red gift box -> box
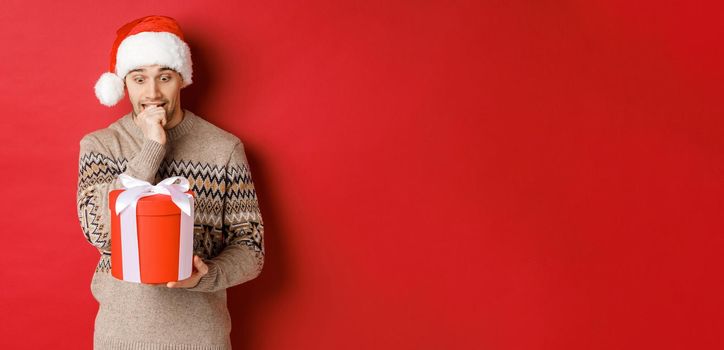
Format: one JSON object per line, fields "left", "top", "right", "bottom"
{"left": 108, "top": 181, "right": 195, "bottom": 284}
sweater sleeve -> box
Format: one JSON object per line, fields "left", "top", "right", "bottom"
{"left": 76, "top": 134, "right": 167, "bottom": 253}
{"left": 188, "top": 141, "right": 265, "bottom": 292}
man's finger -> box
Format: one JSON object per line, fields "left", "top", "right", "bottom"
{"left": 193, "top": 256, "right": 209, "bottom": 275}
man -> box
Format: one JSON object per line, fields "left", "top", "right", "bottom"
{"left": 77, "top": 15, "right": 264, "bottom": 349}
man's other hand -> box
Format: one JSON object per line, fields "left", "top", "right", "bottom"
{"left": 166, "top": 255, "right": 209, "bottom": 289}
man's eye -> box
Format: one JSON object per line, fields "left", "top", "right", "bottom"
{"left": 134, "top": 79, "right": 143, "bottom": 83}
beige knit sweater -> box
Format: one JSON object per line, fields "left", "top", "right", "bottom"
{"left": 76, "top": 109, "right": 265, "bottom": 349}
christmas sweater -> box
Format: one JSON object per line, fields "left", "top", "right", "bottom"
{"left": 76, "top": 109, "right": 264, "bottom": 349}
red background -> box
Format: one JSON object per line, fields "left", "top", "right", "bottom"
{"left": 1, "top": 1, "right": 723, "bottom": 349}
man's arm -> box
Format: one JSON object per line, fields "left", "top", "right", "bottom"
{"left": 187, "top": 141, "right": 265, "bottom": 292}
{"left": 76, "top": 134, "right": 167, "bottom": 252}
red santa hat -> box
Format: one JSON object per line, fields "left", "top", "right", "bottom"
{"left": 94, "top": 15, "right": 193, "bottom": 107}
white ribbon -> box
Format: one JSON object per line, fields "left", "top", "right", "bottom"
{"left": 114, "top": 173, "right": 194, "bottom": 283}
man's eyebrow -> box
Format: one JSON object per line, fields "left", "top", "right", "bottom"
{"left": 128, "top": 67, "right": 175, "bottom": 74}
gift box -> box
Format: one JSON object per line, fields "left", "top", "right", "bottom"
{"left": 109, "top": 174, "right": 195, "bottom": 284}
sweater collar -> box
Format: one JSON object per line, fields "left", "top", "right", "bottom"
{"left": 122, "top": 108, "right": 196, "bottom": 141}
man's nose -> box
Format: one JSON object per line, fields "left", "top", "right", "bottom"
{"left": 145, "top": 80, "right": 163, "bottom": 98}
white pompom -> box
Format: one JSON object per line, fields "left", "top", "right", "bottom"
{"left": 94, "top": 72, "right": 125, "bottom": 107}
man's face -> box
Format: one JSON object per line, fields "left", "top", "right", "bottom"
{"left": 125, "top": 64, "right": 183, "bottom": 120}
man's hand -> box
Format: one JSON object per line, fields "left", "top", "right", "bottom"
{"left": 166, "top": 255, "right": 209, "bottom": 289}
{"left": 134, "top": 104, "right": 168, "bottom": 145}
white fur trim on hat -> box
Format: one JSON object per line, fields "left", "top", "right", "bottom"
{"left": 94, "top": 72, "right": 125, "bottom": 107}
{"left": 116, "top": 31, "right": 193, "bottom": 87}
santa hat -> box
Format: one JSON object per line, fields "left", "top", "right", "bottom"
{"left": 94, "top": 15, "right": 193, "bottom": 107}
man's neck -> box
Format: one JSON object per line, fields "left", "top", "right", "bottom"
{"left": 165, "top": 107, "right": 184, "bottom": 129}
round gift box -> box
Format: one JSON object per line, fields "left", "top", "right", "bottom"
{"left": 109, "top": 189, "right": 195, "bottom": 284}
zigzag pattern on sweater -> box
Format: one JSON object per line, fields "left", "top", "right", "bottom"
{"left": 77, "top": 151, "right": 264, "bottom": 274}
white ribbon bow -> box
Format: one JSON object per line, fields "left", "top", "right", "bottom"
{"left": 114, "top": 174, "right": 194, "bottom": 283}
